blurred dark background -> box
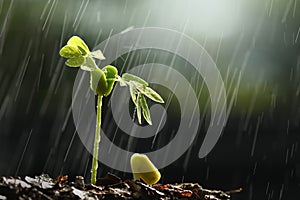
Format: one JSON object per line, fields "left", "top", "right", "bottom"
{"left": 0, "top": 0, "right": 300, "bottom": 199}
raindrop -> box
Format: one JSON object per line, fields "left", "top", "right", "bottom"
{"left": 93, "top": 28, "right": 102, "bottom": 48}
{"left": 0, "top": 0, "right": 14, "bottom": 55}
{"left": 15, "top": 129, "right": 33, "bottom": 176}
{"left": 206, "top": 166, "right": 209, "bottom": 180}
{"left": 59, "top": 12, "right": 68, "bottom": 48}
{"left": 40, "top": 0, "right": 51, "bottom": 20}
{"left": 285, "top": 148, "right": 289, "bottom": 164}
{"left": 279, "top": 184, "right": 284, "bottom": 200}
{"left": 252, "top": 162, "right": 257, "bottom": 175}
{"left": 251, "top": 116, "right": 261, "bottom": 156}
{"left": 42, "top": 0, "right": 57, "bottom": 31}
{"left": 96, "top": 11, "right": 101, "bottom": 22}
{"left": 74, "top": 0, "right": 90, "bottom": 31}
{"left": 0, "top": 95, "right": 9, "bottom": 120}
{"left": 215, "top": 32, "right": 223, "bottom": 63}
{"left": 281, "top": 0, "right": 293, "bottom": 23}
{"left": 63, "top": 129, "right": 77, "bottom": 164}
{"left": 265, "top": 181, "right": 270, "bottom": 194}
{"left": 72, "top": 0, "right": 85, "bottom": 28}
{"left": 267, "top": 0, "right": 274, "bottom": 17}
{"left": 293, "top": 0, "right": 298, "bottom": 17}
{"left": 295, "top": 26, "right": 300, "bottom": 44}
{"left": 36, "top": 54, "right": 45, "bottom": 91}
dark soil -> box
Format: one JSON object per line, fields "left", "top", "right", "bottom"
{"left": 0, "top": 173, "right": 241, "bottom": 200}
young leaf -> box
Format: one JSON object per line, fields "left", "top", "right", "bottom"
{"left": 65, "top": 56, "right": 85, "bottom": 67}
{"left": 122, "top": 73, "right": 149, "bottom": 86}
{"left": 136, "top": 93, "right": 142, "bottom": 124}
{"left": 90, "top": 68, "right": 107, "bottom": 96}
{"left": 136, "top": 85, "right": 164, "bottom": 103}
{"left": 90, "top": 50, "right": 106, "bottom": 60}
{"left": 140, "top": 94, "right": 152, "bottom": 125}
{"left": 80, "top": 56, "right": 97, "bottom": 71}
{"left": 67, "top": 36, "right": 90, "bottom": 54}
{"left": 103, "top": 65, "right": 118, "bottom": 96}
{"left": 129, "top": 82, "right": 138, "bottom": 105}
{"left": 59, "top": 45, "right": 82, "bottom": 58}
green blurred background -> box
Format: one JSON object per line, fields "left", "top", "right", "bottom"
{"left": 0, "top": 0, "right": 300, "bottom": 199}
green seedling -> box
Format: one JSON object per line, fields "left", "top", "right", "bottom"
{"left": 59, "top": 36, "right": 164, "bottom": 184}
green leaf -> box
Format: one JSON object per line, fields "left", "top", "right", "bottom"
{"left": 67, "top": 36, "right": 90, "bottom": 54}
{"left": 129, "top": 82, "right": 138, "bottom": 105}
{"left": 90, "top": 50, "right": 105, "bottom": 60}
{"left": 90, "top": 68, "right": 107, "bottom": 96}
{"left": 122, "top": 73, "right": 149, "bottom": 86}
{"left": 80, "top": 56, "right": 97, "bottom": 71}
{"left": 136, "top": 93, "right": 142, "bottom": 124}
{"left": 59, "top": 45, "right": 82, "bottom": 58}
{"left": 140, "top": 94, "right": 152, "bottom": 125}
{"left": 136, "top": 85, "right": 164, "bottom": 103}
{"left": 103, "top": 65, "right": 118, "bottom": 96}
{"left": 65, "top": 56, "right": 85, "bottom": 67}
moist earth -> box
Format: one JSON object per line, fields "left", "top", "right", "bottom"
{"left": 0, "top": 173, "right": 241, "bottom": 200}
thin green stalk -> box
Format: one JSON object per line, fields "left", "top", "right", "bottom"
{"left": 91, "top": 95, "right": 103, "bottom": 184}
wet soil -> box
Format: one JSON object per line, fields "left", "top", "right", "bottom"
{"left": 0, "top": 173, "right": 241, "bottom": 199}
